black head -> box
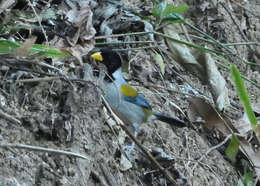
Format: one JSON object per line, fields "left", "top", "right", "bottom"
{"left": 91, "top": 48, "right": 122, "bottom": 75}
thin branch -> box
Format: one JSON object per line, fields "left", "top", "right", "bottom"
{"left": 94, "top": 32, "right": 152, "bottom": 40}
{"left": 224, "top": 42, "right": 260, "bottom": 47}
{"left": 0, "top": 109, "right": 21, "bottom": 125}
{"left": 95, "top": 40, "right": 156, "bottom": 46}
{"left": 153, "top": 31, "right": 223, "bottom": 55}
{"left": 191, "top": 134, "right": 232, "bottom": 172}
{"left": 16, "top": 76, "right": 62, "bottom": 83}
{"left": 26, "top": 0, "right": 49, "bottom": 45}
{"left": 0, "top": 143, "right": 88, "bottom": 160}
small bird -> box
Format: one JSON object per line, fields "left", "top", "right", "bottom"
{"left": 91, "top": 48, "right": 185, "bottom": 155}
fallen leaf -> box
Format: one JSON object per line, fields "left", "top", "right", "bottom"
{"left": 119, "top": 154, "right": 132, "bottom": 171}
{"left": 188, "top": 97, "right": 235, "bottom": 138}
{"left": 163, "top": 24, "right": 230, "bottom": 111}
{"left": 163, "top": 24, "right": 205, "bottom": 79}
{"left": 14, "top": 36, "right": 37, "bottom": 57}
{"left": 200, "top": 52, "right": 230, "bottom": 111}
{"left": 154, "top": 52, "right": 165, "bottom": 75}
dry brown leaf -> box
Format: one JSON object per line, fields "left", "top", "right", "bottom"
{"left": 15, "top": 36, "right": 37, "bottom": 57}
{"left": 66, "top": 5, "right": 96, "bottom": 43}
{"left": 48, "top": 5, "right": 96, "bottom": 66}
{"left": 163, "top": 24, "right": 205, "bottom": 79}
{"left": 163, "top": 24, "right": 229, "bottom": 111}
{"left": 188, "top": 97, "right": 235, "bottom": 138}
{"left": 198, "top": 52, "right": 230, "bottom": 111}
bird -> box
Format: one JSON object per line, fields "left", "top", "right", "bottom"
{"left": 91, "top": 48, "right": 186, "bottom": 157}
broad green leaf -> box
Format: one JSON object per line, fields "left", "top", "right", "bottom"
{"left": 162, "top": 4, "right": 189, "bottom": 17}
{"left": 225, "top": 135, "right": 240, "bottom": 163}
{"left": 152, "top": 2, "right": 188, "bottom": 21}
{"left": 32, "top": 44, "right": 69, "bottom": 57}
{"left": 231, "top": 66, "right": 258, "bottom": 133}
{"left": 0, "top": 40, "right": 20, "bottom": 53}
{"left": 152, "top": 1, "right": 167, "bottom": 19}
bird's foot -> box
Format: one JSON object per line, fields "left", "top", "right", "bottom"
{"left": 122, "top": 143, "right": 135, "bottom": 160}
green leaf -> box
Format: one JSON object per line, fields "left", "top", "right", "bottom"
{"left": 225, "top": 135, "right": 240, "bottom": 163}
{"left": 231, "top": 65, "right": 258, "bottom": 131}
{"left": 154, "top": 53, "right": 165, "bottom": 75}
{"left": 238, "top": 171, "right": 254, "bottom": 186}
{"left": 162, "top": 4, "right": 189, "bottom": 17}
{"left": 152, "top": 2, "right": 188, "bottom": 21}
{"left": 0, "top": 40, "right": 20, "bottom": 53}
{"left": 0, "top": 26, "right": 31, "bottom": 32}
{"left": 0, "top": 40, "right": 69, "bottom": 58}
{"left": 163, "top": 13, "right": 183, "bottom": 22}
{"left": 152, "top": 1, "right": 167, "bottom": 19}
{"left": 32, "top": 44, "right": 69, "bottom": 58}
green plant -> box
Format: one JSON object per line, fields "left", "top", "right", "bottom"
{"left": 151, "top": 2, "right": 188, "bottom": 28}
{"left": 0, "top": 40, "right": 69, "bottom": 58}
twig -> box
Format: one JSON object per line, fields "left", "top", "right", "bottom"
{"left": 16, "top": 76, "right": 62, "bottom": 83}
{"left": 188, "top": 34, "right": 217, "bottom": 44}
{"left": 114, "top": 46, "right": 159, "bottom": 52}
{"left": 191, "top": 134, "right": 232, "bottom": 172}
{"left": 181, "top": 19, "right": 234, "bottom": 54}
{"left": 26, "top": 0, "right": 49, "bottom": 46}
{"left": 230, "top": 0, "right": 260, "bottom": 19}
{"left": 153, "top": 31, "right": 223, "bottom": 55}
{"left": 220, "top": 3, "right": 250, "bottom": 44}
{"left": 94, "top": 32, "right": 152, "bottom": 40}
{"left": 0, "top": 143, "right": 88, "bottom": 160}
{"left": 224, "top": 42, "right": 260, "bottom": 47}
{"left": 180, "top": 23, "right": 192, "bottom": 43}
{"left": 95, "top": 40, "right": 156, "bottom": 46}
{"left": 101, "top": 96, "right": 179, "bottom": 185}
{"left": 0, "top": 109, "right": 21, "bottom": 125}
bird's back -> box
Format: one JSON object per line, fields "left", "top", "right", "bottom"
{"left": 100, "top": 75, "right": 147, "bottom": 133}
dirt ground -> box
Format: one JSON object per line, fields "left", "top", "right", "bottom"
{"left": 0, "top": 0, "right": 259, "bottom": 185}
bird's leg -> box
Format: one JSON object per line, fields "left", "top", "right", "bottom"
{"left": 122, "top": 123, "right": 139, "bottom": 160}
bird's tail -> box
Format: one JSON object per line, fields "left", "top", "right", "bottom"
{"left": 153, "top": 113, "right": 186, "bottom": 127}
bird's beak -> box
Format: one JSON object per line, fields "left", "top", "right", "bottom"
{"left": 91, "top": 52, "right": 103, "bottom": 61}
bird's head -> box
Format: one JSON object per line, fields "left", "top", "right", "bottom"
{"left": 91, "top": 48, "right": 122, "bottom": 76}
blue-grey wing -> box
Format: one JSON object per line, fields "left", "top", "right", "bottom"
{"left": 123, "top": 93, "right": 151, "bottom": 109}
